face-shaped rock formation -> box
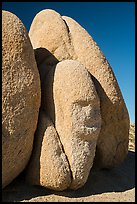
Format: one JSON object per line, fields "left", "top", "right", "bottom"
{"left": 29, "top": 9, "right": 130, "bottom": 169}
{"left": 26, "top": 59, "right": 101, "bottom": 190}
{"left": 2, "top": 10, "right": 41, "bottom": 188}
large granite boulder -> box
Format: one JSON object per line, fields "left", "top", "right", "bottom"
{"left": 2, "top": 10, "right": 41, "bottom": 188}
{"left": 44, "top": 60, "right": 101, "bottom": 189}
{"left": 29, "top": 9, "right": 130, "bottom": 169}
{"left": 26, "top": 59, "right": 101, "bottom": 190}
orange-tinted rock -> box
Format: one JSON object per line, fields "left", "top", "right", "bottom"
{"left": 2, "top": 10, "right": 41, "bottom": 188}
{"left": 29, "top": 9, "right": 130, "bottom": 169}
{"left": 42, "top": 60, "right": 101, "bottom": 189}
{"left": 26, "top": 110, "right": 71, "bottom": 191}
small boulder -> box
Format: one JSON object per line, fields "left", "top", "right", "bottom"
{"left": 26, "top": 110, "right": 71, "bottom": 191}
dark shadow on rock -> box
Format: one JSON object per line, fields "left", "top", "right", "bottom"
{"left": 90, "top": 73, "right": 130, "bottom": 169}
{"left": 34, "top": 47, "right": 59, "bottom": 123}
{"left": 2, "top": 151, "right": 135, "bottom": 201}
{"left": 34, "top": 47, "right": 59, "bottom": 84}
{"left": 2, "top": 170, "right": 54, "bottom": 202}
{"left": 23, "top": 48, "right": 58, "bottom": 191}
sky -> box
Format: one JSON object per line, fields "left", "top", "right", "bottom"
{"left": 2, "top": 2, "right": 135, "bottom": 123}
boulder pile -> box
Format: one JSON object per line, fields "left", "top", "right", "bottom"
{"left": 2, "top": 9, "right": 130, "bottom": 190}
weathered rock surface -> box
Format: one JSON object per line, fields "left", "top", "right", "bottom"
{"left": 2, "top": 10, "right": 41, "bottom": 188}
{"left": 29, "top": 9, "right": 75, "bottom": 61}
{"left": 41, "top": 60, "right": 101, "bottom": 189}
{"left": 26, "top": 110, "right": 71, "bottom": 191}
{"left": 29, "top": 9, "right": 130, "bottom": 169}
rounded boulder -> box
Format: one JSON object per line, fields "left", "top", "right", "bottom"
{"left": 2, "top": 10, "right": 41, "bottom": 188}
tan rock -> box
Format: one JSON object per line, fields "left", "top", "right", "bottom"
{"left": 42, "top": 60, "right": 101, "bottom": 189}
{"left": 2, "top": 10, "right": 41, "bottom": 188}
{"left": 25, "top": 110, "right": 71, "bottom": 191}
{"left": 62, "top": 16, "right": 130, "bottom": 169}
{"left": 29, "top": 9, "right": 130, "bottom": 169}
{"left": 29, "top": 9, "right": 75, "bottom": 61}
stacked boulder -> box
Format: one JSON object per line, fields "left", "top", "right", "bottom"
{"left": 26, "top": 60, "right": 101, "bottom": 190}
{"left": 2, "top": 9, "right": 130, "bottom": 191}
{"left": 29, "top": 9, "right": 130, "bottom": 170}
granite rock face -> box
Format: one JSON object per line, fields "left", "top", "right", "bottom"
{"left": 26, "top": 59, "right": 101, "bottom": 190}
{"left": 2, "top": 10, "right": 41, "bottom": 188}
{"left": 29, "top": 9, "right": 130, "bottom": 169}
